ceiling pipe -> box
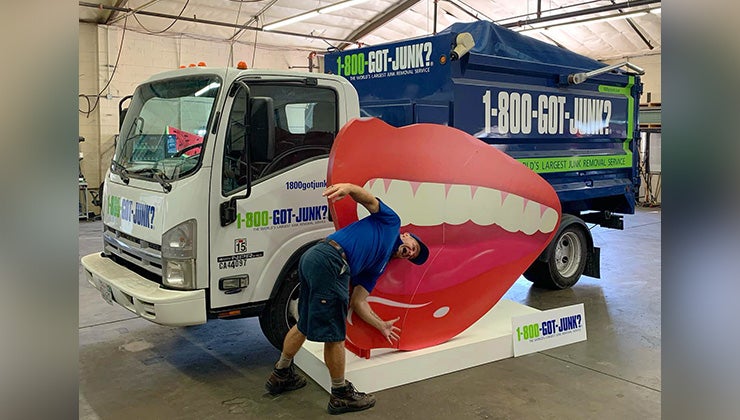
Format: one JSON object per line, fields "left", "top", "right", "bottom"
{"left": 79, "top": 1, "right": 356, "bottom": 45}
{"left": 501, "top": 0, "right": 660, "bottom": 29}
{"left": 104, "top": 0, "right": 130, "bottom": 25}
{"left": 107, "top": 0, "right": 165, "bottom": 25}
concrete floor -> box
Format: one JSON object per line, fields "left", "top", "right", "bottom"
{"left": 78, "top": 207, "right": 661, "bottom": 419}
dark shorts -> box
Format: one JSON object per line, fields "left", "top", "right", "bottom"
{"left": 296, "top": 242, "right": 351, "bottom": 342}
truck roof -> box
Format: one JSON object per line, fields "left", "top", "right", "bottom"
{"left": 142, "top": 67, "right": 351, "bottom": 86}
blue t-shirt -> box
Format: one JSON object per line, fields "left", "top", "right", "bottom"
{"left": 327, "top": 199, "right": 400, "bottom": 292}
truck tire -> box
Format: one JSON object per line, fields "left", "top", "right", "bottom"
{"left": 259, "top": 265, "right": 301, "bottom": 350}
{"left": 524, "top": 218, "right": 588, "bottom": 289}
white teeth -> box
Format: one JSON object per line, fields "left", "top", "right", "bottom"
{"left": 412, "top": 182, "right": 446, "bottom": 226}
{"left": 470, "top": 187, "right": 501, "bottom": 226}
{"left": 540, "top": 207, "right": 559, "bottom": 233}
{"left": 521, "top": 200, "right": 542, "bottom": 235}
{"left": 499, "top": 194, "right": 524, "bottom": 233}
{"left": 383, "top": 180, "right": 415, "bottom": 225}
{"left": 359, "top": 178, "right": 558, "bottom": 234}
{"left": 444, "top": 184, "right": 472, "bottom": 225}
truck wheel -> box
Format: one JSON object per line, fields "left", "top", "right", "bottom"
{"left": 259, "top": 266, "right": 300, "bottom": 350}
{"left": 524, "top": 221, "right": 588, "bottom": 289}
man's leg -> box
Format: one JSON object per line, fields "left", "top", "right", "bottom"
{"left": 325, "top": 340, "right": 376, "bottom": 415}
{"left": 280, "top": 325, "right": 307, "bottom": 363}
{"left": 265, "top": 325, "right": 308, "bottom": 395}
{"left": 324, "top": 340, "right": 346, "bottom": 383}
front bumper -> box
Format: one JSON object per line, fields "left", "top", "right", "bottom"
{"left": 81, "top": 253, "right": 206, "bottom": 326}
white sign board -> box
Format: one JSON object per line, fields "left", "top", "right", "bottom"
{"left": 511, "top": 303, "right": 587, "bottom": 357}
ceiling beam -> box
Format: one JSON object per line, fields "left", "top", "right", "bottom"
{"left": 539, "top": 32, "right": 567, "bottom": 50}
{"left": 443, "top": 0, "right": 493, "bottom": 22}
{"left": 335, "top": 0, "right": 422, "bottom": 51}
{"left": 607, "top": 0, "right": 654, "bottom": 50}
{"left": 624, "top": 17, "right": 655, "bottom": 50}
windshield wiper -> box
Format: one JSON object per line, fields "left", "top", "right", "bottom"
{"left": 110, "top": 159, "right": 130, "bottom": 184}
{"left": 129, "top": 167, "right": 172, "bottom": 193}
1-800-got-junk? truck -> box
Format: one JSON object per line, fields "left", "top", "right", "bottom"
{"left": 81, "top": 20, "right": 642, "bottom": 350}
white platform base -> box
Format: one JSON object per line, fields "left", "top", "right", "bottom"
{"left": 294, "top": 299, "right": 539, "bottom": 393}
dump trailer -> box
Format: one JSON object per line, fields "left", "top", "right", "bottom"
{"left": 325, "top": 21, "right": 643, "bottom": 289}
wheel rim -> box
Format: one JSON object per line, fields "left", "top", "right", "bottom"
{"left": 554, "top": 231, "right": 583, "bottom": 278}
{"left": 284, "top": 283, "right": 300, "bottom": 327}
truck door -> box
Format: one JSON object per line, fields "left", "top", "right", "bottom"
{"left": 207, "top": 83, "right": 264, "bottom": 311}
{"left": 208, "top": 79, "right": 340, "bottom": 313}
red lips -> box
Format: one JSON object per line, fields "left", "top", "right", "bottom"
{"left": 327, "top": 118, "right": 561, "bottom": 358}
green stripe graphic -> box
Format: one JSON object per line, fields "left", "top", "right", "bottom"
{"left": 517, "top": 77, "right": 637, "bottom": 174}
{"left": 517, "top": 154, "right": 630, "bottom": 174}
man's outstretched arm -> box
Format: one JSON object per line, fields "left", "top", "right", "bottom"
{"left": 323, "top": 183, "right": 380, "bottom": 214}
{"left": 349, "top": 285, "right": 401, "bottom": 345}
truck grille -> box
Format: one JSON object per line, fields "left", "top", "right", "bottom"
{"left": 103, "top": 225, "right": 162, "bottom": 278}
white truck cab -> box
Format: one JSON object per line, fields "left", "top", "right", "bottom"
{"left": 81, "top": 66, "right": 360, "bottom": 348}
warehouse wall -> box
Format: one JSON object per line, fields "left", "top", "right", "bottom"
{"left": 78, "top": 22, "right": 317, "bottom": 214}
{"left": 79, "top": 23, "right": 99, "bottom": 208}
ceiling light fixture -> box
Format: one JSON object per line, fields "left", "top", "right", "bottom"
{"left": 263, "top": 0, "right": 371, "bottom": 31}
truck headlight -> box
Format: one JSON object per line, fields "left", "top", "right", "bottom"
{"left": 162, "top": 219, "right": 196, "bottom": 290}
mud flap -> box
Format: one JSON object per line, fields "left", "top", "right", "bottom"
{"left": 583, "top": 246, "right": 601, "bottom": 279}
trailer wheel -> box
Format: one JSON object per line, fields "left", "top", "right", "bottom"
{"left": 524, "top": 221, "right": 588, "bottom": 289}
{"left": 259, "top": 265, "right": 300, "bottom": 350}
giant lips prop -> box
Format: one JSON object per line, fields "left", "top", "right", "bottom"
{"left": 327, "top": 118, "right": 561, "bottom": 358}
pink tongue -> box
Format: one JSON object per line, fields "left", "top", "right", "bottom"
{"left": 375, "top": 227, "right": 549, "bottom": 296}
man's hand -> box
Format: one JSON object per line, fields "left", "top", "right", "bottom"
{"left": 323, "top": 183, "right": 380, "bottom": 214}
{"left": 351, "top": 286, "right": 401, "bottom": 345}
{"left": 379, "top": 317, "right": 401, "bottom": 345}
{"left": 323, "top": 183, "right": 354, "bottom": 202}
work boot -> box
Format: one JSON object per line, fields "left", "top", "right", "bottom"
{"left": 265, "top": 362, "right": 307, "bottom": 395}
{"left": 327, "top": 381, "right": 376, "bottom": 415}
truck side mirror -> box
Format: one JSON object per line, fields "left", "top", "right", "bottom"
{"left": 118, "top": 95, "right": 133, "bottom": 131}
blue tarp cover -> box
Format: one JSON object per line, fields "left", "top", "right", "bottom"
{"left": 440, "top": 21, "right": 605, "bottom": 71}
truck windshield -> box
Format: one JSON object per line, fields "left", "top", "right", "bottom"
{"left": 113, "top": 75, "right": 221, "bottom": 181}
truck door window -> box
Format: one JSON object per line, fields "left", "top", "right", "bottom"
{"left": 221, "top": 83, "right": 337, "bottom": 195}
{"left": 222, "top": 87, "right": 250, "bottom": 194}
